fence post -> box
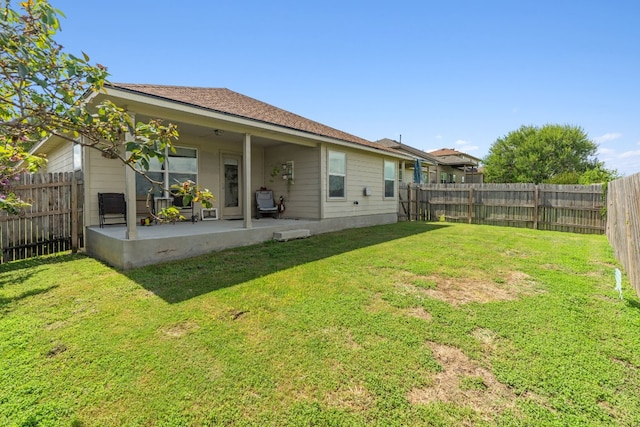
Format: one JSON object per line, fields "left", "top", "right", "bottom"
{"left": 468, "top": 188, "right": 473, "bottom": 224}
{"left": 533, "top": 185, "right": 539, "bottom": 229}
{"left": 71, "top": 173, "right": 78, "bottom": 253}
{"left": 416, "top": 184, "right": 422, "bottom": 221}
{"left": 408, "top": 184, "right": 413, "bottom": 221}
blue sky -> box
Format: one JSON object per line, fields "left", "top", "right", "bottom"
{"left": 51, "top": 0, "right": 640, "bottom": 176}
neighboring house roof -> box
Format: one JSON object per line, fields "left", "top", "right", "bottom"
{"left": 110, "top": 83, "right": 403, "bottom": 155}
{"left": 428, "top": 148, "right": 482, "bottom": 166}
{"left": 374, "top": 138, "right": 439, "bottom": 165}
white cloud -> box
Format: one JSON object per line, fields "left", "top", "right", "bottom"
{"left": 454, "top": 140, "right": 479, "bottom": 151}
{"left": 619, "top": 150, "right": 640, "bottom": 159}
{"left": 598, "top": 147, "right": 615, "bottom": 155}
{"left": 594, "top": 133, "right": 622, "bottom": 144}
{"left": 434, "top": 134, "right": 443, "bottom": 140}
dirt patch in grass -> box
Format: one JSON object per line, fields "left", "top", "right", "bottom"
{"left": 472, "top": 327, "right": 499, "bottom": 351}
{"left": 424, "top": 271, "right": 542, "bottom": 306}
{"left": 403, "top": 307, "right": 432, "bottom": 321}
{"left": 325, "top": 382, "right": 376, "bottom": 411}
{"left": 159, "top": 321, "right": 199, "bottom": 338}
{"left": 321, "top": 326, "right": 361, "bottom": 350}
{"left": 45, "top": 343, "right": 68, "bottom": 357}
{"left": 366, "top": 292, "right": 391, "bottom": 313}
{"left": 366, "top": 291, "right": 432, "bottom": 321}
{"left": 394, "top": 270, "right": 542, "bottom": 306}
{"left": 407, "top": 342, "right": 516, "bottom": 419}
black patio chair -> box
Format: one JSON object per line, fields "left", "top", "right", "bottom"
{"left": 98, "top": 192, "right": 127, "bottom": 228}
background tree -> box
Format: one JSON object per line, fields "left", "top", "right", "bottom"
{"left": 483, "top": 124, "right": 618, "bottom": 184}
{"left": 0, "top": 0, "right": 212, "bottom": 214}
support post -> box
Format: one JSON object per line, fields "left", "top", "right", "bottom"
{"left": 243, "top": 133, "right": 252, "bottom": 229}
{"left": 125, "top": 113, "right": 138, "bottom": 240}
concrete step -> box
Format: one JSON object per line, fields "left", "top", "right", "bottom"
{"left": 273, "top": 229, "right": 311, "bottom": 242}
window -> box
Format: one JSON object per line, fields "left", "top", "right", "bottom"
{"left": 384, "top": 160, "right": 395, "bottom": 198}
{"left": 328, "top": 151, "right": 346, "bottom": 198}
{"left": 73, "top": 143, "right": 82, "bottom": 171}
{"left": 440, "top": 172, "right": 447, "bottom": 183}
{"left": 136, "top": 146, "right": 198, "bottom": 197}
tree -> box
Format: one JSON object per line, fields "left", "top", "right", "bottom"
{"left": 576, "top": 163, "right": 620, "bottom": 184}
{"left": 0, "top": 0, "right": 212, "bottom": 214}
{"left": 483, "top": 124, "right": 617, "bottom": 184}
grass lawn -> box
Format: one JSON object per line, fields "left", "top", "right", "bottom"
{"left": 1, "top": 222, "right": 639, "bottom": 426}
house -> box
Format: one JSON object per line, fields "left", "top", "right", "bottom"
{"left": 428, "top": 148, "right": 483, "bottom": 183}
{"left": 31, "top": 84, "right": 413, "bottom": 269}
{"left": 374, "top": 140, "right": 483, "bottom": 184}
{"left": 375, "top": 138, "right": 439, "bottom": 184}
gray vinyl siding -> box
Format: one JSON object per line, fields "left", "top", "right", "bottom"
{"left": 322, "top": 145, "right": 397, "bottom": 219}
{"left": 44, "top": 141, "right": 74, "bottom": 173}
{"left": 84, "top": 149, "right": 127, "bottom": 226}
{"left": 264, "top": 144, "right": 321, "bottom": 219}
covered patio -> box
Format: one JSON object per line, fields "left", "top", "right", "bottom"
{"left": 85, "top": 214, "right": 395, "bottom": 270}
{"left": 86, "top": 217, "right": 312, "bottom": 270}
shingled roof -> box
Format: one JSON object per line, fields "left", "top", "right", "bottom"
{"left": 429, "top": 148, "right": 481, "bottom": 161}
{"left": 110, "top": 83, "right": 396, "bottom": 153}
{"left": 375, "top": 138, "right": 439, "bottom": 164}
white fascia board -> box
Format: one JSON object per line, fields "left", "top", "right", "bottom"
{"left": 29, "top": 134, "right": 53, "bottom": 155}
{"left": 29, "top": 133, "right": 74, "bottom": 156}
{"left": 324, "top": 138, "right": 414, "bottom": 160}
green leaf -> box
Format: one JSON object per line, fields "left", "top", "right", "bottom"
{"left": 17, "top": 63, "right": 29, "bottom": 78}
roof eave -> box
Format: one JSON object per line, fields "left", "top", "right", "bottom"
{"left": 102, "top": 85, "right": 409, "bottom": 158}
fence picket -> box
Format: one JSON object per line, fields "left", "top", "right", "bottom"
{"left": 399, "top": 182, "right": 606, "bottom": 234}
{"left": 606, "top": 173, "right": 640, "bottom": 296}
{"left": 0, "top": 172, "right": 84, "bottom": 263}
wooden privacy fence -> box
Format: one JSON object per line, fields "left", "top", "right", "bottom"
{"left": 399, "top": 183, "right": 606, "bottom": 234}
{"left": 0, "top": 172, "right": 84, "bottom": 263}
{"left": 606, "top": 173, "right": 640, "bottom": 297}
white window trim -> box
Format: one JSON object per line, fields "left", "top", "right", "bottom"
{"left": 165, "top": 146, "right": 198, "bottom": 196}
{"left": 383, "top": 159, "right": 396, "bottom": 199}
{"left": 136, "top": 145, "right": 198, "bottom": 197}
{"left": 73, "top": 143, "right": 82, "bottom": 171}
{"left": 328, "top": 150, "right": 346, "bottom": 200}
